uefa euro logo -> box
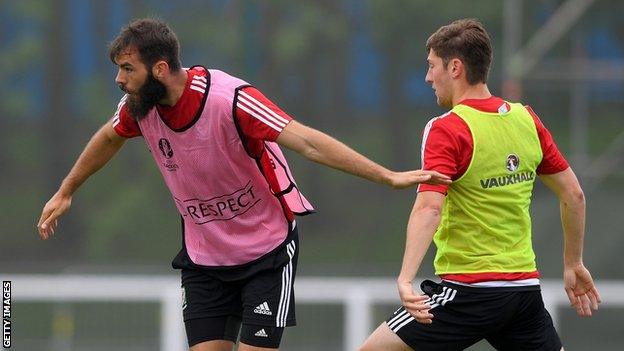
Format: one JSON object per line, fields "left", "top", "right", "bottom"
{"left": 506, "top": 154, "right": 520, "bottom": 173}
{"left": 158, "top": 138, "right": 174, "bottom": 159}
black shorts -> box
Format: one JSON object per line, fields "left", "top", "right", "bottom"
{"left": 180, "top": 228, "right": 298, "bottom": 346}
{"left": 386, "top": 280, "right": 562, "bottom": 351}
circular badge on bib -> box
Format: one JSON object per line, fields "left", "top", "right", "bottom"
{"left": 506, "top": 154, "right": 520, "bottom": 172}
{"left": 158, "top": 138, "right": 174, "bottom": 159}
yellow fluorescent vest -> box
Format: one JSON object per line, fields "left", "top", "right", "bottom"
{"left": 434, "top": 102, "right": 543, "bottom": 275}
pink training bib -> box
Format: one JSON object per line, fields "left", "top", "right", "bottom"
{"left": 138, "top": 69, "right": 312, "bottom": 266}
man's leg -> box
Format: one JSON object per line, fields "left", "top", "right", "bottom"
{"left": 182, "top": 268, "right": 243, "bottom": 350}
{"left": 484, "top": 291, "right": 562, "bottom": 351}
{"left": 238, "top": 342, "right": 278, "bottom": 351}
{"left": 359, "top": 322, "right": 413, "bottom": 351}
{"left": 185, "top": 316, "right": 241, "bottom": 351}
{"left": 190, "top": 340, "right": 234, "bottom": 351}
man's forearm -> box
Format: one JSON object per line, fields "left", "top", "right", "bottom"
{"left": 539, "top": 168, "right": 587, "bottom": 267}
{"left": 561, "top": 190, "right": 586, "bottom": 266}
{"left": 277, "top": 121, "right": 392, "bottom": 185}
{"left": 276, "top": 121, "right": 450, "bottom": 189}
{"left": 58, "top": 125, "right": 125, "bottom": 196}
{"left": 284, "top": 126, "right": 390, "bottom": 184}
{"left": 398, "top": 203, "right": 442, "bottom": 283}
{"left": 300, "top": 128, "right": 392, "bottom": 184}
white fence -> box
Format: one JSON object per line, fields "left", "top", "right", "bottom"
{"left": 8, "top": 275, "right": 624, "bottom": 351}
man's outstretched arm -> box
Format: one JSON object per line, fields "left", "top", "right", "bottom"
{"left": 276, "top": 120, "right": 451, "bottom": 189}
{"left": 37, "top": 121, "right": 126, "bottom": 239}
{"left": 540, "top": 167, "right": 601, "bottom": 317}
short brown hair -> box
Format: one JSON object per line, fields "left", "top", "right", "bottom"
{"left": 426, "top": 18, "right": 492, "bottom": 85}
{"left": 109, "top": 18, "right": 181, "bottom": 71}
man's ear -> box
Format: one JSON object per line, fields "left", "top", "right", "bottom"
{"left": 152, "top": 60, "right": 169, "bottom": 79}
{"left": 449, "top": 58, "right": 463, "bottom": 79}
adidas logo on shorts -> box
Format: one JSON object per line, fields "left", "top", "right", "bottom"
{"left": 254, "top": 302, "right": 273, "bottom": 315}
{"left": 254, "top": 328, "right": 268, "bottom": 337}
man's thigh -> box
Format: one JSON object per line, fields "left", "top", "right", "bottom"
{"left": 182, "top": 269, "right": 243, "bottom": 322}
{"left": 485, "top": 291, "right": 562, "bottom": 351}
{"left": 186, "top": 316, "right": 241, "bottom": 349}
{"left": 359, "top": 322, "right": 413, "bottom": 351}
{"left": 386, "top": 305, "right": 482, "bottom": 351}
{"left": 190, "top": 339, "right": 235, "bottom": 351}
{"left": 181, "top": 270, "right": 243, "bottom": 347}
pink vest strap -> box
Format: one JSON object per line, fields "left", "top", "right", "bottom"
{"left": 264, "top": 141, "right": 315, "bottom": 215}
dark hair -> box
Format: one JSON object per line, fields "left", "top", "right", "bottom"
{"left": 109, "top": 18, "right": 181, "bottom": 71}
{"left": 426, "top": 18, "right": 492, "bottom": 85}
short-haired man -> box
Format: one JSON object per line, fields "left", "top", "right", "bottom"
{"left": 359, "top": 18, "right": 600, "bottom": 351}
{"left": 36, "top": 19, "right": 449, "bottom": 351}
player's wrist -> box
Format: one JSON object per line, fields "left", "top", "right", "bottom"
{"left": 56, "top": 184, "right": 76, "bottom": 199}
{"left": 397, "top": 274, "right": 414, "bottom": 285}
{"left": 563, "top": 260, "right": 584, "bottom": 269}
{"left": 380, "top": 169, "right": 393, "bottom": 187}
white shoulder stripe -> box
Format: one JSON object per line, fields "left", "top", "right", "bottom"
{"left": 237, "top": 103, "right": 281, "bottom": 132}
{"left": 237, "top": 96, "right": 286, "bottom": 128}
{"left": 420, "top": 111, "right": 451, "bottom": 165}
{"left": 420, "top": 118, "right": 438, "bottom": 164}
{"left": 191, "top": 80, "right": 207, "bottom": 89}
{"left": 112, "top": 94, "right": 128, "bottom": 128}
{"left": 189, "top": 85, "right": 205, "bottom": 94}
{"left": 238, "top": 91, "right": 289, "bottom": 125}
{"left": 237, "top": 96, "right": 288, "bottom": 131}
{"left": 116, "top": 94, "right": 128, "bottom": 109}
{"left": 193, "top": 75, "right": 207, "bottom": 83}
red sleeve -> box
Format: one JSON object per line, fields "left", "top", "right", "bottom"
{"left": 418, "top": 113, "right": 472, "bottom": 194}
{"left": 234, "top": 86, "right": 293, "bottom": 141}
{"left": 525, "top": 106, "right": 569, "bottom": 174}
{"left": 112, "top": 95, "right": 142, "bottom": 138}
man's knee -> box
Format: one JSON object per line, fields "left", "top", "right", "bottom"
{"left": 189, "top": 339, "right": 234, "bottom": 351}
{"left": 239, "top": 324, "right": 284, "bottom": 349}
{"left": 358, "top": 343, "right": 383, "bottom": 351}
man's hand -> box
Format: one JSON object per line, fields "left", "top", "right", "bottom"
{"left": 563, "top": 263, "right": 601, "bottom": 317}
{"left": 397, "top": 280, "right": 433, "bottom": 324}
{"left": 37, "top": 191, "right": 72, "bottom": 240}
{"left": 35, "top": 122, "right": 125, "bottom": 240}
{"left": 387, "top": 170, "right": 451, "bottom": 189}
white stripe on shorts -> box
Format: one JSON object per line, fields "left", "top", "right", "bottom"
{"left": 276, "top": 240, "right": 296, "bottom": 327}
{"left": 387, "top": 309, "right": 415, "bottom": 333}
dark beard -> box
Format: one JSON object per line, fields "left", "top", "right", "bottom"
{"left": 123, "top": 71, "right": 167, "bottom": 121}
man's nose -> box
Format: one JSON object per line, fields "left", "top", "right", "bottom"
{"left": 115, "top": 70, "right": 125, "bottom": 85}
{"left": 425, "top": 73, "right": 433, "bottom": 84}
